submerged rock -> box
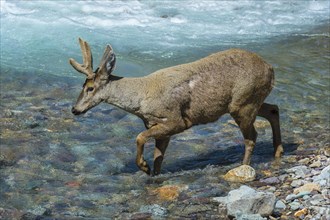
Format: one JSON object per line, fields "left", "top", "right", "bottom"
{"left": 213, "top": 185, "right": 275, "bottom": 218}
{"left": 222, "top": 165, "right": 256, "bottom": 183}
{"left": 139, "top": 204, "right": 168, "bottom": 217}
{"left": 151, "top": 184, "right": 188, "bottom": 201}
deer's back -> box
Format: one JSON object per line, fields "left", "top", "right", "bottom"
{"left": 141, "top": 49, "right": 274, "bottom": 126}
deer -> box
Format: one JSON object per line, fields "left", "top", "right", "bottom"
{"left": 70, "top": 38, "right": 284, "bottom": 176}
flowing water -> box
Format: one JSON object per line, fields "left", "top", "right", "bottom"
{"left": 0, "top": 1, "right": 329, "bottom": 219}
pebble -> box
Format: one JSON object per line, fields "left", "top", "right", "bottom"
{"left": 260, "top": 177, "right": 280, "bottom": 185}
{"left": 275, "top": 200, "right": 286, "bottom": 210}
{"left": 287, "top": 165, "right": 310, "bottom": 179}
{"left": 294, "top": 208, "right": 308, "bottom": 218}
{"left": 222, "top": 165, "right": 256, "bottom": 183}
{"left": 213, "top": 185, "right": 275, "bottom": 218}
{"left": 293, "top": 183, "right": 321, "bottom": 194}
{"left": 139, "top": 204, "right": 168, "bottom": 217}
{"left": 309, "top": 160, "right": 321, "bottom": 168}
{"left": 312, "top": 165, "right": 330, "bottom": 186}
{"left": 291, "top": 179, "right": 304, "bottom": 187}
{"left": 298, "top": 158, "right": 310, "bottom": 165}
{"left": 289, "top": 201, "right": 301, "bottom": 211}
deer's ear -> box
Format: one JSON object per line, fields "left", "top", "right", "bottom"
{"left": 98, "top": 45, "right": 116, "bottom": 77}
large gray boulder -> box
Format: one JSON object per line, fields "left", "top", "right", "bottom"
{"left": 213, "top": 185, "right": 275, "bottom": 218}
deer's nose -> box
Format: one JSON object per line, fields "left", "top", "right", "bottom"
{"left": 71, "top": 107, "right": 79, "bottom": 115}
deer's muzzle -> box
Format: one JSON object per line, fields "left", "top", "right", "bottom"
{"left": 71, "top": 107, "right": 82, "bottom": 115}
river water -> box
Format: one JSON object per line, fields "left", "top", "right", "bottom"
{"left": 0, "top": 1, "right": 329, "bottom": 219}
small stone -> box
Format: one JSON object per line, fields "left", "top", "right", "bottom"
{"left": 280, "top": 214, "right": 289, "bottom": 219}
{"left": 309, "top": 194, "right": 325, "bottom": 206}
{"left": 139, "top": 204, "right": 168, "bottom": 217}
{"left": 302, "top": 195, "right": 310, "bottom": 200}
{"left": 236, "top": 213, "right": 267, "bottom": 220}
{"left": 130, "top": 212, "right": 152, "bottom": 220}
{"left": 222, "top": 165, "right": 256, "bottom": 183}
{"left": 309, "top": 160, "right": 321, "bottom": 168}
{"left": 213, "top": 185, "right": 275, "bottom": 217}
{"left": 287, "top": 165, "right": 310, "bottom": 178}
{"left": 275, "top": 200, "right": 286, "bottom": 210}
{"left": 323, "top": 148, "right": 330, "bottom": 157}
{"left": 278, "top": 174, "right": 288, "bottom": 182}
{"left": 274, "top": 191, "right": 281, "bottom": 197}
{"left": 294, "top": 208, "right": 308, "bottom": 218}
{"left": 151, "top": 185, "right": 187, "bottom": 201}
{"left": 289, "top": 201, "right": 301, "bottom": 211}
{"left": 260, "top": 177, "right": 280, "bottom": 184}
{"left": 285, "top": 194, "right": 297, "bottom": 201}
{"left": 298, "top": 158, "right": 310, "bottom": 165}
{"left": 293, "top": 183, "right": 321, "bottom": 194}
{"left": 291, "top": 179, "right": 303, "bottom": 187}
{"left": 313, "top": 165, "right": 330, "bottom": 186}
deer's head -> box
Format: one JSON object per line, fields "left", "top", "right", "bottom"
{"left": 69, "top": 38, "right": 116, "bottom": 115}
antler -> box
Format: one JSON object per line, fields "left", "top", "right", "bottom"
{"left": 69, "top": 38, "right": 95, "bottom": 79}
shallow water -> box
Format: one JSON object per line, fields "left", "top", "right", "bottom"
{"left": 1, "top": 1, "right": 330, "bottom": 219}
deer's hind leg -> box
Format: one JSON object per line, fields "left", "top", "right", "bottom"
{"left": 257, "top": 103, "right": 284, "bottom": 158}
{"left": 230, "top": 105, "right": 259, "bottom": 165}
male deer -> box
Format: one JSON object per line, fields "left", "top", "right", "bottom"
{"left": 70, "top": 38, "right": 284, "bottom": 176}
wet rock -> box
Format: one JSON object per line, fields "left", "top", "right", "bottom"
{"left": 309, "top": 194, "right": 325, "bottom": 205}
{"left": 236, "top": 213, "right": 267, "bottom": 220}
{"left": 222, "top": 165, "right": 256, "bottom": 183}
{"left": 293, "top": 183, "right": 321, "bottom": 194}
{"left": 151, "top": 184, "right": 187, "bottom": 201}
{"left": 0, "top": 154, "right": 15, "bottom": 167}
{"left": 285, "top": 191, "right": 311, "bottom": 201}
{"left": 287, "top": 165, "right": 310, "bottom": 178}
{"left": 309, "top": 160, "right": 321, "bottom": 168}
{"left": 298, "top": 158, "right": 310, "bottom": 165}
{"left": 213, "top": 185, "right": 275, "bottom": 218}
{"left": 289, "top": 201, "right": 301, "bottom": 211}
{"left": 310, "top": 206, "right": 330, "bottom": 217}
{"left": 0, "top": 208, "right": 22, "bottom": 220}
{"left": 312, "top": 165, "right": 330, "bottom": 186}
{"left": 260, "top": 176, "right": 280, "bottom": 185}
{"left": 130, "top": 212, "right": 152, "bottom": 220}
{"left": 181, "top": 204, "right": 212, "bottom": 215}
{"left": 139, "top": 204, "right": 168, "bottom": 217}
{"left": 294, "top": 208, "right": 308, "bottom": 219}
{"left": 20, "top": 212, "right": 38, "bottom": 220}
{"left": 27, "top": 206, "right": 51, "bottom": 216}
{"left": 275, "top": 200, "right": 286, "bottom": 210}
{"left": 291, "top": 179, "right": 304, "bottom": 187}
{"left": 323, "top": 148, "right": 330, "bottom": 157}
{"left": 217, "top": 203, "right": 229, "bottom": 219}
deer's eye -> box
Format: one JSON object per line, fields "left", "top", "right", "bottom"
{"left": 87, "top": 87, "right": 94, "bottom": 92}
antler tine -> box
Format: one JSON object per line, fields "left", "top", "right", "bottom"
{"left": 69, "top": 38, "right": 95, "bottom": 79}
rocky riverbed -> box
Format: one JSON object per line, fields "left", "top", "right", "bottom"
{"left": 0, "top": 71, "right": 329, "bottom": 219}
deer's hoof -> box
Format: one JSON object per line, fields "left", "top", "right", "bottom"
{"left": 138, "top": 160, "right": 151, "bottom": 175}
{"left": 275, "top": 144, "right": 284, "bottom": 158}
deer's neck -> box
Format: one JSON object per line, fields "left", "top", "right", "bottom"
{"left": 103, "top": 76, "right": 146, "bottom": 116}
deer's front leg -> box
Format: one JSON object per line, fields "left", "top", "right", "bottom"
{"left": 153, "top": 137, "right": 170, "bottom": 176}
{"left": 136, "top": 123, "right": 176, "bottom": 175}
{"left": 136, "top": 133, "right": 151, "bottom": 175}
